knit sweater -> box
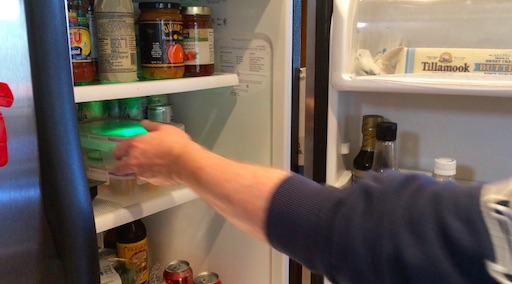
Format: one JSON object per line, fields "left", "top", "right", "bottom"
{"left": 266, "top": 171, "right": 498, "bottom": 284}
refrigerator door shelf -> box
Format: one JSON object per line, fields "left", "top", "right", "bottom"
{"left": 74, "top": 73, "right": 239, "bottom": 103}
{"left": 330, "top": 0, "right": 512, "bottom": 97}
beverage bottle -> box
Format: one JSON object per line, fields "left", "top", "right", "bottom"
{"left": 67, "top": 0, "right": 95, "bottom": 85}
{"left": 352, "top": 114, "right": 384, "bottom": 183}
{"left": 116, "top": 219, "right": 149, "bottom": 284}
{"left": 371, "top": 121, "right": 399, "bottom": 173}
{"left": 432, "top": 157, "right": 456, "bottom": 182}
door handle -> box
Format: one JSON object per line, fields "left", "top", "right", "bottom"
{"left": 0, "top": 82, "right": 14, "bottom": 167}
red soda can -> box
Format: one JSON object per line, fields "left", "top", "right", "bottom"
{"left": 163, "top": 260, "right": 194, "bottom": 284}
{"left": 194, "top": 271, "right": 222, "bottom": 284}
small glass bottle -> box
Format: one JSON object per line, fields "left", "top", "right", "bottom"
{"left": 352, "top": 114, "right": 384, "bottom": 183}
{"left": 116, "top": 219, "right": 149, "bottom": 284}
{"left": 432, "top": 157, "right": 456, "bottom": 182}
{"left": 371, "top": 121, "right": 398, "bottom": 173}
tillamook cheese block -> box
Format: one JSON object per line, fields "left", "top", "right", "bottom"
{"left": 395, "top": 47, "right": 512, "bottom": 75}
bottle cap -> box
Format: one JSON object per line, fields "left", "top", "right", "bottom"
{"left": 375, "top": 121, "right": 397, "bottom": 141}
{"left": 434, "top": 157, "right": 456, "bottom": 176}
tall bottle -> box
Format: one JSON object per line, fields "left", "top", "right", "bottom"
{"left": 116, "top": 219, "right": 149, "bottom": 284}
{"left": 352, "top": 114, "right": 384, "bottom": 183}
{"left": 371, "top": 121, "right": 399, "bottom": 173}
{"left": 432, "top": 157, "right": 456, "bottom": 182}
{"left": 67, "top": 0, "right": 95, "bottom": 85}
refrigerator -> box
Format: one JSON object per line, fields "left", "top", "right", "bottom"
{"left": 0, "top": 0, "right": 301, "bottom": 283}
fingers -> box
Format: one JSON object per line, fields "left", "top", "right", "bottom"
{"left": 141, "top": 119, "right": 162, "bottom": 132}
{"left": 112, "top": 139, "right": 132, "bottom": 160}
{"left": 111, "top": 156, "right": 134, "bottom": 176}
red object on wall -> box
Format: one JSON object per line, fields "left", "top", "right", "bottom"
{"left": 0, "top": 82, "right": 14, "bottom": 167}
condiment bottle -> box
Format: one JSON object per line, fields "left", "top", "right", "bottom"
{"left": 116, "top": 219, "right": 149, "bottom": 284}
{"left": 95, "top": 0, "right": 138, "bottom": 82}
{"left": 371, "top": 121, "right": 399, "bottom": 173}
{"left": 67, "top": 0, "right": 95, "bottom": 85}
{"left": 352, "top": 114, "right": 384, "bottom": 183}
{"left": 182, "top": 6, "right": 215, "bottom": 77}
{"left": 432, "top": 157, "right": 456, "bottom": 182}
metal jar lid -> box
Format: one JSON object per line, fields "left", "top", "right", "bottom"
{"left": 139, "top": 2, "right": 181, "bottom": 10}
{"left": 181, "top": 6, "right": 212, "bottom": 15}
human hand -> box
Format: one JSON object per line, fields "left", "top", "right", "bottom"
{"left": 112, "top": 120, "right": 193, "bottom": 186}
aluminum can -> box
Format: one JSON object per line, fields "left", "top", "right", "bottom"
{"left": 147, "top": 94, "right": 170, "bottom": 107}
{"left": 148, "top": 104, "right": 174, "bottom": 123}
{"left": 104, "top": 99, "right": 121, "bottom": 118}
{"left": 119, "top": 97, "right": 148, "bottom": 119}
{"left": 194, "top": 271, "right": 222, "bottom": 284}
{"left": 76, "top": 101, "right": 105, "bottom": 121}
{"left": 163, "top": 260, "right": 193, "bottom": 284}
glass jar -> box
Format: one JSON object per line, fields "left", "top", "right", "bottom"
{"left": 182, "top": 6, "right": 215, "bottom": 77}
{"left": 138, "top": 2, "right": 185, "bottom": 80}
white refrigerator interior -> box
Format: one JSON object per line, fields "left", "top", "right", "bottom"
{"left": 326, "top": 0, "right": 512, "bottom": 189}
{"left": 88, "top": 0, "right": 293, "bottom": 283}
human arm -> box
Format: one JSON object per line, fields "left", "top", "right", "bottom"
{"left": 112, "top": 120, "right": 291, "bottom": 242}
{"left": 266, "top": 171, "right": 498, "bottom": 284}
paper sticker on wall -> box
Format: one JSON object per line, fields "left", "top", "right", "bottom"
{"left": 0, "top": 82, "right": 14, "bottom": 167}
{"left": 216, "top": 34, "right": 272, "bottom": 96}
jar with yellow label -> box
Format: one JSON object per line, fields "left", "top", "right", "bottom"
{"left": 138, "top": 2, "right": 185, "bottom": 80}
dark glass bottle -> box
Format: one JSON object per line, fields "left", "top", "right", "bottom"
{"left": 116, "top": 219, "right": 149, "bottom": 284}
{"left": 371, "top": 121, "right": 399, "bottom": 173}
{"left": 352, "top": 115, "right": 384, "bottom": 183}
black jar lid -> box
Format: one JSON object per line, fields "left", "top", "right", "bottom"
{"left": 376, "top": 121, "right": 397, "bottom": 141}
{"left": 139, "top": 2, "right": 181, "bottom": 10}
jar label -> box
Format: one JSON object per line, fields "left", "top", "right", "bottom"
{"left": 139, "top": 21, "right": 184, "bottom": 67}
{"left": 117, "top": 238, "right": 149, "bottom": 283}
{"left": 95, "top": 12, "right": 138, "bottom": 74}
{"left": 69, "top": 26, "right": 92, "bottom": 62}
{"left": 183, "top": 28, "right": 214, "bottom": 65}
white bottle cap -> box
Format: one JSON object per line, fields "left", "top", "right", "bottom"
{"left": 434, "top": 157, "right": 456, "bottom": 176}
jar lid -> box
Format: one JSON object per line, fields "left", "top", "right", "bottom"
{"left": 181, "top": 6, "right": 212, "bottom": 15}
{"left": 434, "top": 157, "right": 457, "bottom": 176}
{"left": 139, "top": 2, "right": 181, "bottom": 10}
{"left": 375, "top": 121, "right": 397, "bottom": 141}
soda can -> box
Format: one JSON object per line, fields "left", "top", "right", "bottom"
{"left": 104, "top": 99, "right": 121, "bottom": 118}
{"left": 194, "top": 271, "right": 222, "bottom": 284}
{"left": 147, "top": 94, "right": 169, "bottom": 107}
{"left": 77, "top": 101, "right": 105, "bottom": 122}
{"left": 119, "top": 97, "right": 148, "bottom": 119}
{"left": 148, "top": 104, "right": 174, "bottom": 123}
{"left": 163, "top": 260, "right": 193, "bottom": 284}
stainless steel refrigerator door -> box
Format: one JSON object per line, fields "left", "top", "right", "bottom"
{"left": 0, "top": 0, "right": 98, "bottom": 282}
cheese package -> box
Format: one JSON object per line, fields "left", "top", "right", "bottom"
{"left": 395, "top": 47, "right": 512, "bottom": 75}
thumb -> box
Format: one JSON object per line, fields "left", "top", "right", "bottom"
{"left": 141, "top": 119, "right": 163, "bottom": 132}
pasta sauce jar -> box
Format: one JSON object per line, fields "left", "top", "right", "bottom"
{"left": 138, "top": 2, "right": 185, "bottom": 80}
{"left": 182, "top": 6, "right": 215, "bottom": 77}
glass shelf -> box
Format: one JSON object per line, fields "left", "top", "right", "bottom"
{"left": 74, "top": 73, "right": 239, "bottom": 103}
{"left": 93, "top": 185, "right": 198, "bottom": 233}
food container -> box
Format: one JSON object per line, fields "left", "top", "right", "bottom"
{"left": 79, "top": 118, "right": 148, "bottom": 170}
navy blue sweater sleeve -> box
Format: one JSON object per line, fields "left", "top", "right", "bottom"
{"left": 265, "top": 171, "right": 498, "bottom": 284}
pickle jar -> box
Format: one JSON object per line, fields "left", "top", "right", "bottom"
{"left": 138, "top": 2, "right": 185, "bottom": 80}
{"left": 182, "top": 6, "right": 215, "bottom": 77}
